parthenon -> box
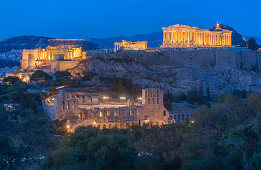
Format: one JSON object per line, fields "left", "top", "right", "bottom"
{"left": 161, "top": 22, "right": 232, "bottom": 48}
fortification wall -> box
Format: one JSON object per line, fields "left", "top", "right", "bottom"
{"left": 106, "top": 49, "right": 261, "bottom": 71}
{"left": 50, "top": 60, "right": 80, "bottom": 72}
{"left": 42, "top": 99, "right": 57, "bottom": 121}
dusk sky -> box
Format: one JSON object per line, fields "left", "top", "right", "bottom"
{"left": 0, "top": 0, "right": 260, "bottom": 40}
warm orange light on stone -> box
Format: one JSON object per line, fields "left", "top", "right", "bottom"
{"left": 21, "top": 45, "right": 86, "bottom": 71}
{"left": 161, "top": 23, "right": 232, "bottom": 48}
{"left": 114, "top": 40, "right": 147, "bottom": 52}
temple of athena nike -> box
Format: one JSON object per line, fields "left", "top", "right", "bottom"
{"left": 161, "top": 22, "right": 232, "bottom": 48}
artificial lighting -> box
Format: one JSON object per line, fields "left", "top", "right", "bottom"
{"left": 120, "top": 97, "right": 126, "bottom": 100}
{"left": 103, "top": 96, "right": 109, "bottom": 100}
{"left": 145, "top": 120, "right": 149, "bottom": 123}
{"left": 191, "top": 120, "right": 195, "bottom": 123}
{"left": 93, "top": 122, "right": 97, "bottom": 125}
{"left": 137, "top": 97, "right": 142, "bottom": 100}
{"left": 66, "top": 125, "right": 70, "bottom": 129}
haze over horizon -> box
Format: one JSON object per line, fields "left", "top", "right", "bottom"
{"left": 0, "top": 0, "right": 260, "bottom": 40}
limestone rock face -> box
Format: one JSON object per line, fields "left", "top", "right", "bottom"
{"left": 69, "top": 56, "right": 261, "bottom": 97}
{"left": 210, "top": 24, "right": 246, "bottom": 47}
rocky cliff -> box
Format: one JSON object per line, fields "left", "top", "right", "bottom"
{"left": 68, "top": 50, "right": 261, "bottom": 97}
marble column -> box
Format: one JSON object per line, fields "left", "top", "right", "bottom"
{"left": 175, "top": 32, "right": 177, "bottom": 44}
{"left": 181, "top": 32, "right": 183, "bottom": 44}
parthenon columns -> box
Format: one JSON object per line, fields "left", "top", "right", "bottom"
{"left": 163, "top": 29, "right": 232, "bottom": 47}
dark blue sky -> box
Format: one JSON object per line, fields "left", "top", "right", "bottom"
{"left": 0, "top": 0, "right": 260, "bottom": 39}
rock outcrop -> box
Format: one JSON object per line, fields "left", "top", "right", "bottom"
{"left": 68, "top": 52, "right": 261, "bottom": 97}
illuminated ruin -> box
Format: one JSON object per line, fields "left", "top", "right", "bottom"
{"left": 114, "top": 40, "right": 147, "bottom": 52}
{"left": 43, "top": 88, "right": 170, "bottom": 130}
{"left": 21, "top": 44, "right": 86, "bottom": 72}
{"left": 161, "top": 22, "right": 232, "bottom": 48}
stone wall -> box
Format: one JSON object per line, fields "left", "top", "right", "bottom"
{"left": 101, "top": 48, "right": 261, "bottom": 71}
{"left": 42, "top": 98, "right": 57, "bottom": 121}
{"left": 50, "top": 60, "right": 80, "bottom": 72}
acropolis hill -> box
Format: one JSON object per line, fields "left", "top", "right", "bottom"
{"left": 3, "top": 22, "right": 261, "bottom": 95}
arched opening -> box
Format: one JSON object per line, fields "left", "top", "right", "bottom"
{"left": 79, "top": 112, "right": 83, "bottom": 120}
{"left": 163, "top": 110, "right": 166, "bottom": 116}
{"left": 73, "top": 100, "right": 76, "bottom": 109}
{"left": 103, "top": 124, "right": 106, "bottom": 129}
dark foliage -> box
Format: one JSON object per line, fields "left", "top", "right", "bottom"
{"left": 31, "top": 70, "right": 52, "bottom": 82}
{"left": 247, "top": 38, "right": 259, "bottom": 51}
{"left": 3, "top": 76, "right": 22, "bottom": 85}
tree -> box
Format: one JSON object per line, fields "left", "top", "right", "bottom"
{"left": 47, "top": 127, "right": 137, "bottom": 169}
{"left": 54, "top": 71, "right": 72, "bottom": 85}
{"left": 247, "top": 38, "right": 259, "bottom": 51}
{"left": 207, "top": 87, "right": 211, "bottom": 101}
{"left": 187, "top": 88, "right": 198, "bottom": 104}
{"left": 3, "top": 76, "right": 22, "bottom": 85}
{"left": 164, "top": 91, "right": 174, "bottom": 111}
{"left": 31, "top": 70, "right": 52, "bottom": 82}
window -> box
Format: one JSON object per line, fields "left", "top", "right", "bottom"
{"left": 163, "top": 110, "right": 166, "bottom": 116}
{"left": 153, "top": 98, "right": 155, "bottom": 104}
{"left": 157, "top": 98, "right": 159, "bottom": 104}
{"left": 62, "top": 101, "right": 65, "bottom": 109}
{"left": 148, "top": 98, "right": 150, "bottom": 104}
{"left": 67, "top": 101, "right": 70, "bottom": 109}
{"left": 73, "top": 101, "right": 76, "bottom": 109}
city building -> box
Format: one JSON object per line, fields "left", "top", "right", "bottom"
{"left": 43, "top": 88, "right": 170, "bottom": 130}
{"left": 114, "top": 40, "right": 147, "bottom": 52}
{"left": 161, "top": 22, "right": 232, "bottom": 48}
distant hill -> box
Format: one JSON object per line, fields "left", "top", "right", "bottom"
{"left": 0, "top": 59, "right": 19, "bottom": 68}
{"left": 0, "top": 36, "right": 51, "bottom": 53}
{"left": 210, "top": 24, "right": 246, "bottom": 47}
{"left": 89, "top": 24, "right": 251, "bottom": 48}
{"left": 0, "top": 36, "right": 99, "bottom": 53}
{"left": 1, "top": 31, "right": 260, "bottom": 52}
{"left": 87, "top": 31, "right": 163, "bottom": 48}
